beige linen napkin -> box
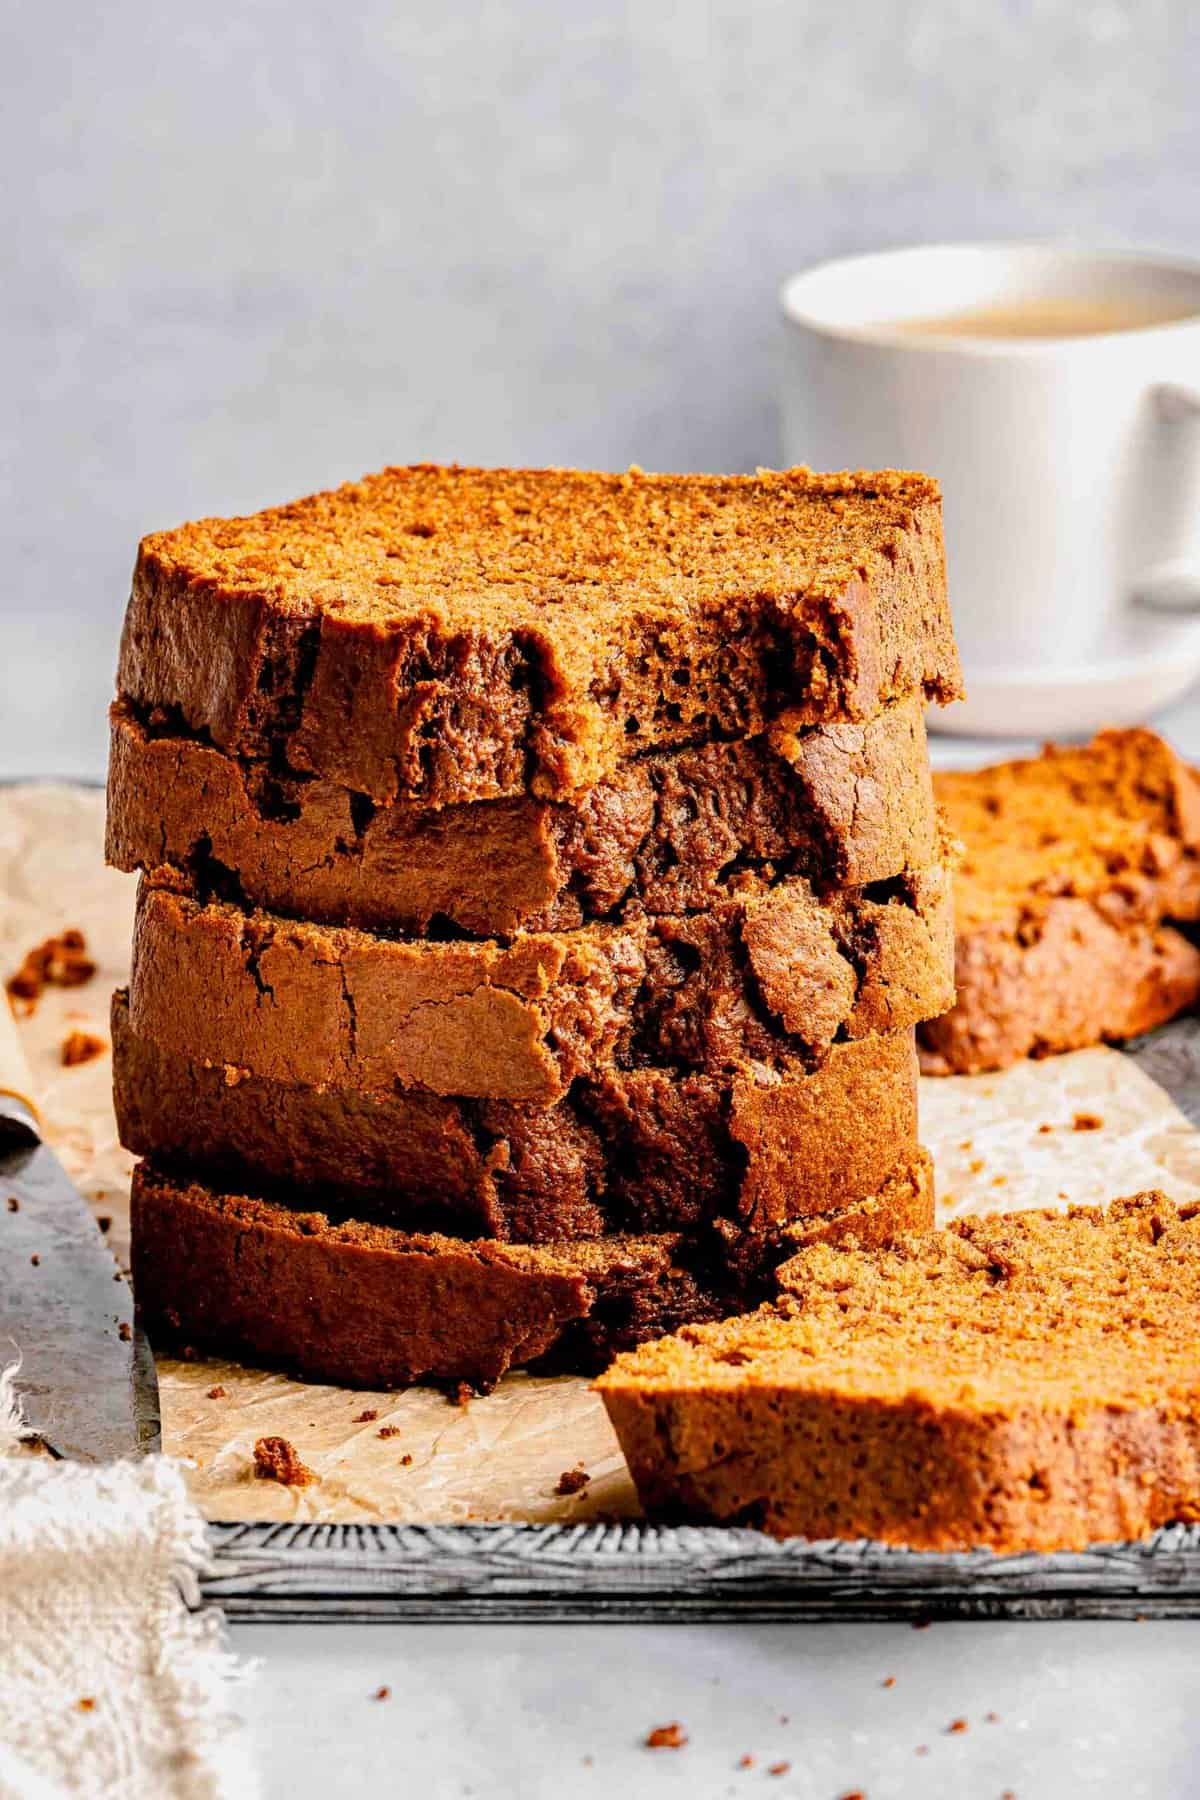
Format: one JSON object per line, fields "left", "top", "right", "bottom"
{"left": 0, "top": 1370, "right": 255, "bottom": 1800}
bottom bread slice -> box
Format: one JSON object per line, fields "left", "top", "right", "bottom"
{"left": 130, "top": 1150, "right": 933, "bottom": 1391}
{"left": 597, "top": 1192, "right": 1200, "bottom": 1553}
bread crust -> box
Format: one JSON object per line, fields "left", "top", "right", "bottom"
{"left": 107, "top": 694, "right": 938, "bottom": 935}
{"left": 129, "top": 1150, "right": 933, "bottom": 1391}
{"left": 116, "top": 465, "right": 959, "bottom": 805}
{"left": 127, "top": 859, "right": 951, "bottom": 1104}
{"left": 112, "top": 991, "right": 920, "bottom": 1238}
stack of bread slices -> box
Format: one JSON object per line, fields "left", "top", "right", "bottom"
{"left": 107, "top": 463, "right": 962, "bottom": 1392}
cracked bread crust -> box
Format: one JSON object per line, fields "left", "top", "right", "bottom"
{"left": 106, "top": 693, "right": 938, "bottom": 936}
{"left": 126, "top": 858, "right": 951, "bottom": 1104}
{"left": 116, "top": 465, "right": 959, "bottom": 806}
{"left": 128, "top": 1149, "right": 933, "bottom": 1391}
{"left": 922, "top": 729, "right": 1200, "bottom": 1074}
{"left": 597, "top": 1193, "right": 1200, "bottom": 1552}
{"left": 112, "top": 991, "right": 919, "bottom": 1239}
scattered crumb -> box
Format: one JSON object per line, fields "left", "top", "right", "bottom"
{"left": 377, "top": 1425, "right": 402, "bottom": 1440}
{"left": 97, "top": 1214, "right": 111, "bottom": 1233}
{"left": 985, "top": 1711, "right": 1000, "bottom": 1723}
{"left": 838, "top": 1791, "right": 866, "bottom": 1800}
{"left": 736, "top": 1754, "right": 754, "bottom": 1769}
{"left": 767, "top": 1762, "right": 790, "bottom": 1778}
{"left": 555, "top": 1466, "right": 590, "bottom": 1496}
{"left": 372, "top": 1686, "right": 390, "bottom": 1701}
{"left": 6, "top": 929, "right": 96, "bottom": 1010}
{"left": 117, "top": 1322, "right": 131, "bottom": 1342}
{"left": 582, "top": 1755, "right": 593, "bottom": 1766}
{"left": 778, "top": 1715, "right": 789, "bottom": 1725}
{"left": 450, "top": 1381, "right": 472, "bottom": 1407}
{"left": 30, "top": 1254, "right": 39, "bottom": 1267}
{"left": 882, "top": 1676, "right": 895, "bottom": 1688}
{"left": 400, "top": 1454, "right": 413, "bottom": 1467}
{"left": 968, "top": 1158, "right": 985, "bottom": 1175}
{"left": 946, "top": 1718, "right": 968, "bottom": 1734}
{"left": 1073, "top": 1112, "right": 1103, "bottom": 1131}
{"left": 253, "top": 1435, "right": 314, "bottom": 1488}
{"left": 645, "top": 1723, "right": 687, "bottom": 1750}
{"left": 61, "top": 1029, "right": 106, "bottom": 1067}
{"left": 206, "top": 1386, "right": 227, "bottom": 1400}
{"left": 915, "top": 1745, "right": 929, "bottom": 1756}
{"left": 180, "top": 1345, "right": 199, "bottom": 1362}
{"left": 7, "top": 1196, "right": 18, "bottom": 1212}
{"left": 990, "top": 1174, "right": 1007, "bottom": 1187}
{"left": 354, "top": 1409, "right": 379, "bottom": 1424}
{"left": 1037, "top": 1123, "right": 1053, "bottom": 1135}
{"left": 76, "top": 1697, "right": 96, "bottom": 1712}
{"left": 911, "top": 1618, "right": 931, "bottom": 1630}
{"left": 958, "top": 1139, "right": 973, "bottom": 1151}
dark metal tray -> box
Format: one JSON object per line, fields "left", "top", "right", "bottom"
{"left": 199, "top": 1020, "right": 1200, "bottom": 1623}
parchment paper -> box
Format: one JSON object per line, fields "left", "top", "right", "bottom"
{"left": 8, "top": 782, "right": 1200, "bottom": 1525}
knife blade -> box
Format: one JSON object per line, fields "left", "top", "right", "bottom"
{"left": 1125, "top": 1011, "right": 1200, "bottom": 1133}
{"left": 0, "top": 1002, "right": 159, "bottom": 1461}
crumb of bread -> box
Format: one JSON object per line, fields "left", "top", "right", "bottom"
{"left": 253, "top": 1435, "right": 314, "bottom": 1487}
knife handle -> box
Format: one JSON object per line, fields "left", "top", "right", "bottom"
{"left": 0, "top": 999, "right": 40, "bottom": 1128}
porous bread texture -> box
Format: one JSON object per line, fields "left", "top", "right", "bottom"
{"left": 598, "top": 1193, "right": 1200, "bottom": 1552}
{"left": 112, "top": 991, "right": 921, "bottom": 1239}
{"left": 106, "top": 692, "right": 938, "bottom": 936}
{"left": 128, "top": 1150, "right": 933, "bottom": 1392}
{"left": 117, "top": 465, "right": 959, "bottom": 805}
{"left": 922, "top": 729, "right": 1200, "bottom": 1073}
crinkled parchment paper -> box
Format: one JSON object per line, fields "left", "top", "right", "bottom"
{"left": 7, "top": 782, "right": 1200, "bottom": 1525}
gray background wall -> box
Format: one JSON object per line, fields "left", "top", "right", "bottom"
{"left": 2, "top": 0, "right": 1197, "bottom": 777}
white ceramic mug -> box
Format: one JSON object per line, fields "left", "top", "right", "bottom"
{"left": 779, "top": 244, "right": 1200, "bottom": 736}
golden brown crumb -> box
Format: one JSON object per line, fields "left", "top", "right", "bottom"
{"left": 400, "top": 1453, "right": 413, "bottom": 1466}
{"left": 377, "top": 1425, "right": 401, "bottom": 1440}
{"left": 947, "top": 1717, "right": 968, "bottom": 1734}
{"left": 882, "top": 1676, "right": 896, "bottom": 1688}
{"left": 61, "top": 1029, "right": 106, "bottom": 1067}
{"left": 450, "top": 1381, "right": 472, "bottom": 1407}
{"left": 206, "top": 1385, "right": 227, "bottom": 1399}
{"left": 253, "top": 1435, "right": 314, "bottom": 1488}
{"left": 1073, "top": 1112, "right": 1104, "bottom": 1131}
{"left": 1037, "top": 1123, "right": 1054, "bottom": 1134}
{"left": 768, "top": 1762, "right": 791, "bottom": 1778}
{"left": 555, "top": 1466, "right": 590, "bottom": 1496}
{"left": 354, "top": 1409, "right": 379, "bottom": 1423}
{"left": 968, "top": 1158, "right": 985, "bottom": 1175}
{"left": 645, "top": 1723, "right": 687, "bottom": 1749}
{"left": 372, "top": 1686, "right": 390, "bottom": 1701}
{"left": 117, "top": 1321, "right": 131, "bottom": 1342}
{"left": 30, "top": 1254, "right": 39, "bottom": 1267}
{"left": 839, "top": 1791, "right": 866, "bottom": 1799}
{"left": 6, "top": 930, "right": 96, "bottom": 1010}
{"left": 6, "top": 1196, "right": 18, "bottom": 1212}
{"left": 76, "top": 1697, "right": 96, "bottom": 1712}
{"left": 737, "top": 1754, "right": 755, "bottom": 1768}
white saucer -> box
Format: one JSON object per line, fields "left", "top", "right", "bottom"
{"left": 933, "top": 617, "right": 1200, "bottom": 739}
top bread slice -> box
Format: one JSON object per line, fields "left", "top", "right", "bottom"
{"left": 117, "top": 464, "right": 960, "bottom": 805}
{"left": 921, "top": 728, "right": 1200, "bottom": 1073}
{"left": 597, "top": 1192, "right": 1200, "bottom": 1552}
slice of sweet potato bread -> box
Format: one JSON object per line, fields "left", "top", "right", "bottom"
{"left": 922, "top": 729, "right": 1200, "bottom": 1073}
{"left": 117, "top": 464, "right": 959, "bottom": 805}
{"left": 598, "top": 1194, "right": 1200, "bottom": 1552}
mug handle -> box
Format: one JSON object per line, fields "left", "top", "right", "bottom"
{"left": 1135, "top": 383, "right": 1200, "bottom": 613}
